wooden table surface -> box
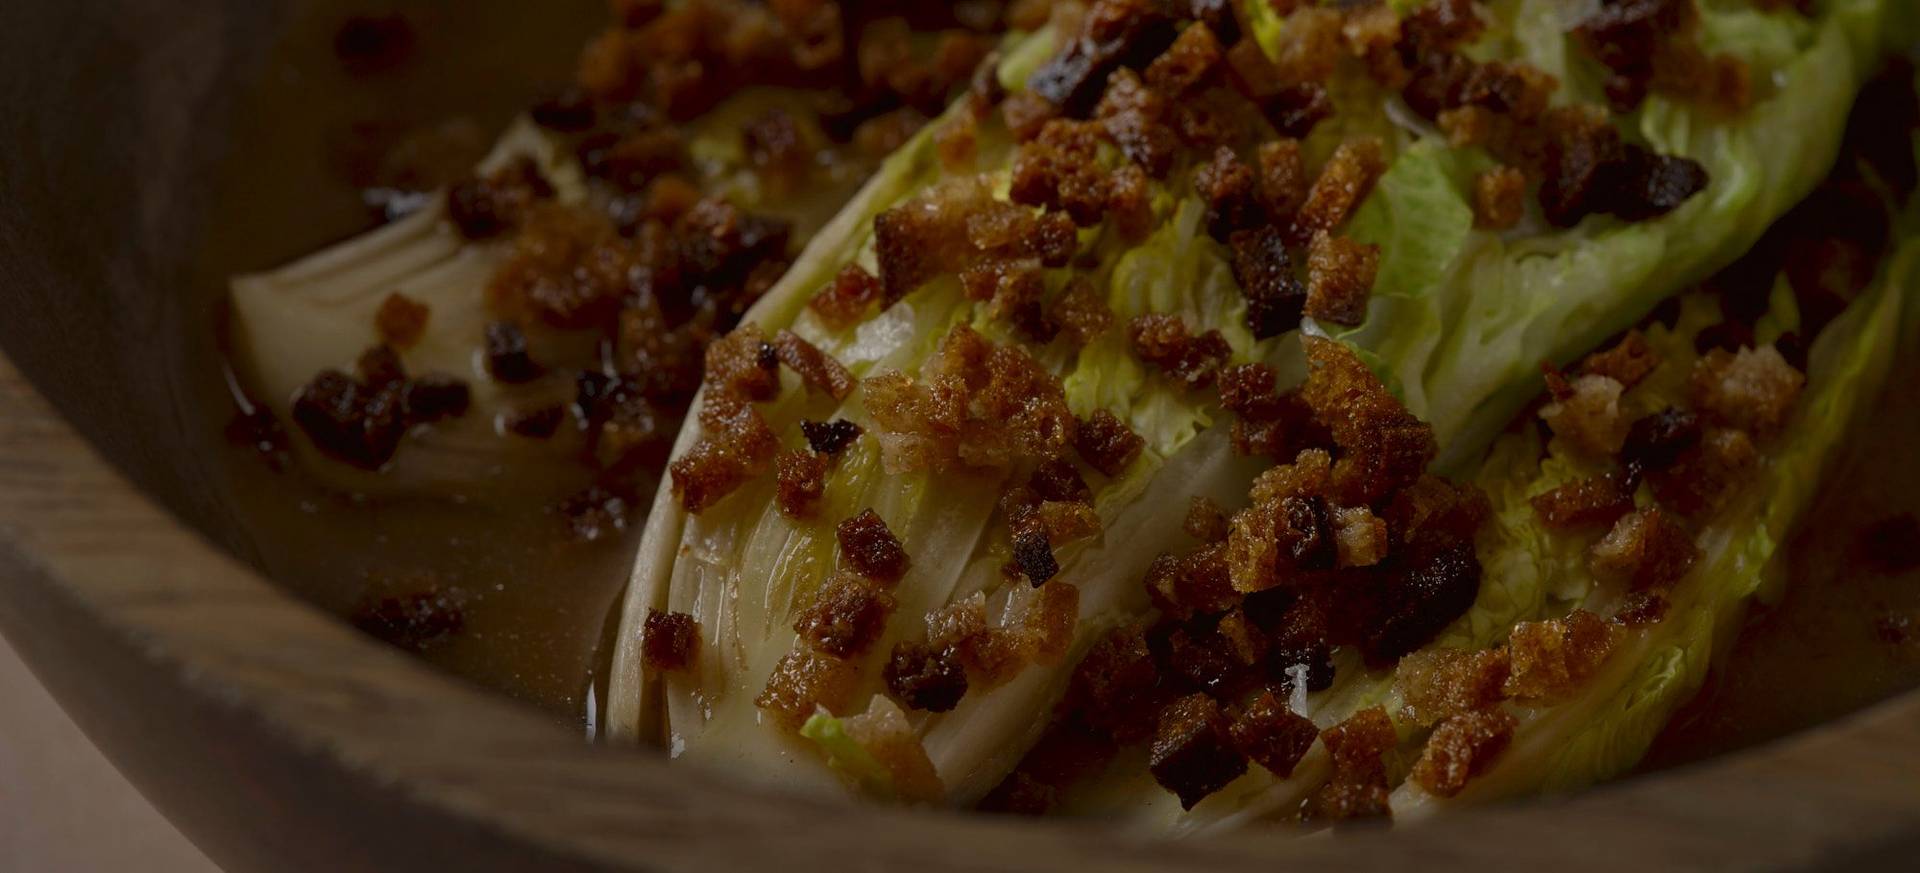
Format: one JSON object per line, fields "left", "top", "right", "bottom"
{"left": 0, "top": 632, "right": 215, "bottom": 872}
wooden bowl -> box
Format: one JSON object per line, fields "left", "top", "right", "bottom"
{"left": 1, "top": 2, "right": 1916, "bottom": 870}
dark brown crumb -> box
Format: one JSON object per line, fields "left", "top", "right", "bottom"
{"left": 1615, "top": 590, "right": 1670, "bottom": 626}
{"left": 1195, "top": 146, "right": 1260, "bottom": 240}
{"left": 351, "top": 588, "right": 463, "bottom": 652}
{"left": 1647, "top": 426, "right": 1756, "bottom": 517}
{"left": 1229, "top": 224, "right": 1308, "bottom": 340}
{"left": 447, "top": 157, "right": 555, "bottom": 240}
{"left": 356, "top": 344, "right": 407, "bottom": 389}
{"left": 794, "top": 572, "right": 897, "bottom": 657}
{"left": 375, "top": 293, "right": 430, "bottom": 349}
{"left": 292, "top": 370, "right": 407, "bottom": 470}
{"left": 776, "top": 449, "right": 831, "bottom": 520}
{"left": 1074, "top": 409, "right": 1145, "bottom": 476}
{"left": 864, "top": 325, "right": 1077, "bottom": 472}
{"left": 1229, "top": 689, "right": 1319, "bottom": 778}
{"left": 484, "top": 321, "right": 545, "bottom": 383}
{"left": 1149, "top": 692, "right": 1248, "bottom": 809}
{"left": 885, "top": 640, "right": 969, "bottom": 712}
{"left": 1411, "top": 708, "right": 1516, "bottom": 797}
{"left": 529, "top": 86, "right": 597, "bottom": 132}
{"left": 838, "top": 509, "right": 911, "bottom": 585}
{"left": 642, "top": 609, "right": 701, "bottom": 672}
{"left": 556, "top": 484, "right": 632, "bottom": 543}
{"left": 1621, "top": 406, "right": 1702, "bottom": 476}
{"left": 801, "top": 418, "right": 864, "bottom": 456}
{"left": 1013, "top": 527, "right": 1061, "bottom": 586}
{"left": 1129, "top": 314, "right": 1233, "bottom": 389}
{"left": 1064, "top": 623, "right": 1163, "bottom": 743}
{"left": 506, "top": 404, "right": 566, "bottom": 438}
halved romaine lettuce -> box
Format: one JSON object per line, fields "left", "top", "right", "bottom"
{"left": 1398, "top": 226, "right": 1917, "bottom": 814}
{"left": 229, "top": 120, "right": 589, "bottom": 498}
{"left": 606, "top": 0, "right": 1916, "bottom": 824}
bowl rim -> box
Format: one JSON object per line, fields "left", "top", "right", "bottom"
{"left": 0, "top": 350, "right": 1915, "bottom": 873}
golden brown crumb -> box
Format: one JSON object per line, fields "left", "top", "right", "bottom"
{"left": 1249, "top": 448, "right": 1332, "bottom": 505}
{"left": 1054, "top": 277, "right": 1115, "bottom": 347}
{"left": 840, "top": 696, "right": 945, "bottom": 802}
{"left": 1300, "top": 336, "right": 1436, "bottom": 506}
{"left": 1411, "top": 708, "right": 1516, "bottom": 797}
{"left": 1021, "top": 581, "right": 1081, "bottom": 665}
{"left": 1255, "top": 139, "right": 1309, "bottom": 223}
{"left": 1332, "top": 505, "right": 1388, "bottom": 568}
{"left": 375, "top": 293, "right": 430, "bottom": 349}
{"left": 756, "top": 648, "right": 859, "bottom": 732}
{"left": 1589, "top": 507, "right": 1700, "bottom": 591}
{"left": 926, "top": 592, "right": 988, "bottom": 650}
{"left": 1306, "top": 705, "right": 1396, "bottom": 822}
{"left": 1305, "top": 232, "right": 1380, "bottom": 325}
{"left": 936, "top": 111, "right": 980, "bottom": 172}
{"left": 1295, "top": 137, "right": 1386, "bottom": 240}
{"left": 1689, "top": 344, "right": 1805, "bottom": 436}
{"left": 1184, "top": 496, "right": 1231, "bottom": 542}
{"left": 771, "top": 329, "right": 855, "bottom": 400}
{"left": 1472, "top": 165, "right": 1527, "bottom": 230}
{"left": 1145, "top": 17, "right": 1224, "bottom": 94}
{"left": 704, "top": 324, "right": 781, "bottom": 401}
{"left": 810, "top": 263, "right": 886, "bottom": 330}
{"left": 864, "top": 325, "right": 1077, "bottom": 473}
{"left": 1579, "top": 330, "right": 1661, "bottom": 390}
{"left": 1503, "top": 609, "right": 1620, "bottom": 701}
{"left": 1531, "top": 473, "right": 1635, "bottom": 530}
{"left": 1396, "top": 647, "right": 1511, "bottom": 727}
{"left": 1540, "top": 373, "right": 1629, "bottom": 458}
{"left": 1268, "top": 6, "right": 1344, "bottom": 87}
{"left": 1144, "top": 543, "right": 1239, "bottom": 619}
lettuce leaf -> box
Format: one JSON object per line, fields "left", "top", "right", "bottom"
{"left": 1398, "top": 230, "right": 1919, "bottom": 814}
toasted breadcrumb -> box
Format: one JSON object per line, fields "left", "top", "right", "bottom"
{"left": 1411, "top": 708, "right": 1517, "bottom": 797}
{"left": 1504, "top": 610, "right": 1620, "bottom": 701}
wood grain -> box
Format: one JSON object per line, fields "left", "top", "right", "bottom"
{"left": 0, "top": 0, "right": 1914, "bottom": 868}
{"left": 1, "top": 346, "right": 1918, "bottom": 873}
